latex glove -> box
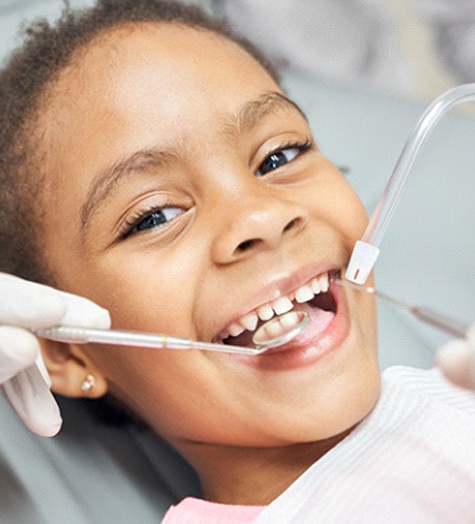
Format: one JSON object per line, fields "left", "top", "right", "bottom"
{"left": 0, "top": 273, "right": 110, "bottom": 436}
{"left": 436, "top": 323, "right": 475, "bottom": 391}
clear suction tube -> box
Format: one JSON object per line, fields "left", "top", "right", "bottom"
{"left": 346, "top": 83, "right": 475, "bottom": 284}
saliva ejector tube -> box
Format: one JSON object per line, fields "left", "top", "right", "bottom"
{"left": 346, "top": 83, "right": 475, "bottom": 285}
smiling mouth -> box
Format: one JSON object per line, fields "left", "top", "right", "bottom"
{"left": 214, "top": 270, "right": 338, "bottom": 348}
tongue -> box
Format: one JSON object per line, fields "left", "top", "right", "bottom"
{"left": 302, "top": 305, "right": 334, "bottom": 342}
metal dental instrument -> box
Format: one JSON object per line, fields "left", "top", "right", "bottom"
{"left": 33, "top": 310, "right": 310, "bottom": 355}
{"left": 334, "top": 278, "right": 469, "bottom": 338}
{"left": 346, "top": 83, "right": 475, "bottom": 285}
{"left": 252, "top": 310, "right": 310, "bottom": 350}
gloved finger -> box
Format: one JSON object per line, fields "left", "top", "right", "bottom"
{"left": 466, "top": 323, "right": 475, "bottom": 344}
{"left": 436, "top": 337, "right": 475, "bottom": 390}
{"left": 0, "top": 274, "right": 67, "bottom": 329}
{"left": 0, "top": 272, "right": 110, "bottom": 329}
{"left": 0, "top": 326, "right": 40, "bottom": 383}
{"left": 57, "top": 289, "right": 111, "bottom": 329}
{"left": 0, "top": 363, "right": 62, "bottom": 437}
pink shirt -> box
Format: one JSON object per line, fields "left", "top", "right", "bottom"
{"left": 162, "top": 497, "right": 264, "bottom": 523}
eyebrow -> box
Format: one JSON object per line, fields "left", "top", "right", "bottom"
{"left": 79, "top": 91, "right": 308, "bottom": 235}
{"left": 233, "top": 91, "right": 308, "bottom": 133}
{"left": 80, "top": 147, "right": 179, "bottom": 233}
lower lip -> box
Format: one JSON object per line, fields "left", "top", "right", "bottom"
{"left": 235, "top": 282, "right": 349, "bottom": 371}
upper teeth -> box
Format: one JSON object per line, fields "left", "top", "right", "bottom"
{"left": 219, "top": 272, "right": 329, "bottom": 341}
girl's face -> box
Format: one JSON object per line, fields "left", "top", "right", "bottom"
{"left": 39, "top": 24, "right": 379, "bottom": 451}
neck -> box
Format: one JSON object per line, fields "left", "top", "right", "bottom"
{"left": 172, "top": 429, "right": 353, "bottom": 506}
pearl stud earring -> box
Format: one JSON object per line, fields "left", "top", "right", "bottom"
{"left": 80, "top": 374, "right": 95, "bottom": 394}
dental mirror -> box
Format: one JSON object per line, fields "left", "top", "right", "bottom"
{"left": 251, "top": 310, "right": 310, "bottom": 350}
{"left": 34, "top": 310, "right": 310, "bottom": 356}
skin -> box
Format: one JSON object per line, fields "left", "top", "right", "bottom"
{"left": 36, "top": 23, "right": 380, "bottom": 504}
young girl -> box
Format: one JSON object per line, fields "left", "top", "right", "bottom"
{"left": 0, "top": 1, "right": 474, "bottom": 522}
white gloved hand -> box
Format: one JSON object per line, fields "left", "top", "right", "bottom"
{"left": 436, "top": 323, "right": 475, "bottom": 391}
{"left": 0, "top": 273, "right": 110, "bottom": 437}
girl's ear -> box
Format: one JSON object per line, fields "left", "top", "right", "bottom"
{"left": 39, "top": 339, "right": 108, "bottom": 399}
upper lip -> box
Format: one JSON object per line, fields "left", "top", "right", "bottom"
{"left": 211, "top": 263, "right": 340, "bottom": 342}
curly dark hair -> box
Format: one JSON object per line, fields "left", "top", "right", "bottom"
{"left": 0, "top": 0, "right": 279, "bottom": 285}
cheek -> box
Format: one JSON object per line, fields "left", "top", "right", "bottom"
{"left": 86, "top": 345, "right": 231, "bottom": 442}
{"left": 85, "top": 345, "right": 186, "bottom": 433}
{"left": 324, "top": 182, "right": 368, "bottom": 240}
{"left": 298, "top": 163, "right": 368, "bottom": 243}
{"left": 52, "top": 240, "right": 206, "bottom": 337}
{"left": 89, "top": 264, "right": 195, "bottom": 335}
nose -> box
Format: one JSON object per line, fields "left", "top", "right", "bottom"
{"left": 211, "top": 186, "right": 308, "bottom": 264}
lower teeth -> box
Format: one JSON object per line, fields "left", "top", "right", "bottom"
{"left": 252, "top": 310, "right": 309, "bottom": 349}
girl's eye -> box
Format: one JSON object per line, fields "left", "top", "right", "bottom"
{"left": 124, "top": 206, "right": 184, "bottom": 237}
{"left": 257, "top": 148, "right": 299, "bottom": 177}
{"left": 256, "top": 141, "right": 312, "bottom": 177}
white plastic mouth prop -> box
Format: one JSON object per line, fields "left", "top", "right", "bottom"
{"left": 346, "top": 83, "right": 475, "bottom": 285}
{"left": 33, "top": 310, "right": 310, "bottom": 356}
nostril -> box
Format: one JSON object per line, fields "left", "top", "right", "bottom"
{"left": 236, "top": 217, "right": 304, "bottom": 253}
{"left": 283, "top": 217, "right": 303, "bottom": 233}
{"left": 237, "top": 239, "right": 259, "bottom": 252}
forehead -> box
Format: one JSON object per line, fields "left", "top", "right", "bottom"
{"left": 38, "top": 22, "right": 281, "bottom": 169}
{"left": 47, "top": 22, "right": 276, "bottom": 116}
